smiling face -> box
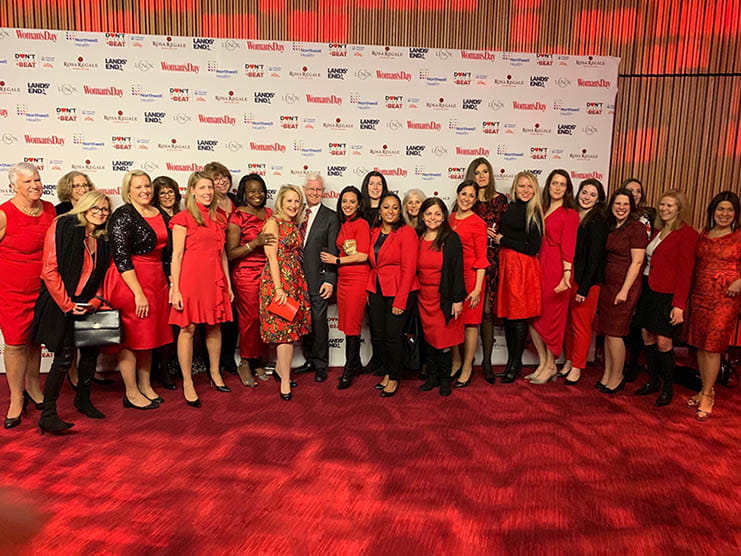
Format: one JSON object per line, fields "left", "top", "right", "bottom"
{"left": 244, "top": 181, "right": 265, "bottom": 209}
{"left": 578, "top": 184, "right": 600, "bottom": 211}
{"left": 405, "top": 193, "right": 423, "bottom": 218}
{"left": 515, "top": 176, "right": 535, "bottom": 203}
{"left": 212, "top": 173, "right": 231, "bottom": 196}
{"left": 549, "top": 173, "right": 568, "bottom": 202}
{"left": 611, "top": 193, "right": 632, "bottom": 223}
{"left": 303, "top": 179, "right": 323, "bottom": 208}
{"left": 473, "top": 163, "right": 490, "bottom": 189}
{"left": 624, "top": 181, "right": 642, "bottom": 206}
{"left": 340, "top": 190, "right": 360, "bottom": 219}
{"left": 456, "top": 185, "right": 477, "bottom": 212}
{"left": 380, "top": 196, "right": 401, "bottom": 226}
{"left": 129, "top": 175, "right": 153, "bottom": 208}
{"left": 282, "top": 189, "right": 301, "bottom": 219}
{"left": 86, "top": 199, "right": 111, "bottom": 228}
{"left": 71, "top": 174, "right": 92, "bottom": 203}
{"left": 192, "top": 178, "right": 214, "bottom": 207}
{"left": 13, "top": 171, "right": 43, "bottom": 202}
{"left": 158, "top": 186, "right": 176, "bottom": 210}
{"left": 367, "top": 176, "right": 384, "bottom": 201}
{"left": 422, "top": 203, "right": 444, "bottom": 232}
{"left": 658, "top": 195, "right": 680, "bottom": 225}
{"left": 713, "top": 201, "right": 735, "bottom": 229}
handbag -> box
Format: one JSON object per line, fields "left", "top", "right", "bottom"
{"left": 73, "top": 298, "right": 122, "bottom": 348}
{"left": 401, "top": 312, "right": 421, "bottom": 370}
{"left": 267, "top": 296, "right": 299, "bottom": 322}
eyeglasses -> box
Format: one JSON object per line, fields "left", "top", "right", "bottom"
{"left": 73, "top": 183, "right": 91, "bottom": 190}
{"left": 159, "top": 190, "right": 175, "bottom": 197}
{"left": 88, "top": 206, "right": 110, "bottom": 215}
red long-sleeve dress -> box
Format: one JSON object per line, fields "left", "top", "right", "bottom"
{"left": 448, "top": 212, "right": 488, "bottom": 325}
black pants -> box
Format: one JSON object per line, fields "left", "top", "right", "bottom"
{"left": 303, "top": 292, "right": 329, "bottom": 370}
{"left": 367, "top": 290, "right": 417, "bottom": 381}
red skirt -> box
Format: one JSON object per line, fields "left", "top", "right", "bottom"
{"left": 497, "top": 248, "right": 542, "bottom": 320}
{"left": 337, "top": 265, "right": 369, "bottom": 335}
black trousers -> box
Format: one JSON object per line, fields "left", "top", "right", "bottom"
{"left": 367, "top": 290, "right": 417, "bottom": 381}
{"left": 303, "top": 292, "right": 329, "bottom": 370}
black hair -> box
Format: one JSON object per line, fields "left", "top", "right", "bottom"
{"left": 576, "top": 178, "right": 607, "bottom": 228}
{"left": 543, "top": 169, "right": 577, "bottom": 211}
{"left": 152, "top": 175, "right": 182, "bottom": 214}
{"left": 606, "top": 188, "right": 637, "bottom": 230}
{"left": 416, "top": 196, "right": 452, "bottom": 251}
{"left": 706, "top": 190, "right": 740, "bottom": 231}
{"left": 451, "top": 179, "right": 477, "bottom": 212}
{"left": 236, "top": 173, "right": 268, "bottom": 209}
{"left": 336, "top": 185, "right": 365, "bottom": 223}
{"left": 377, "top": 192, "right": 405, "bottom": 231}
{"left": 360, "top": 171, "right": 388, "bottom": 203}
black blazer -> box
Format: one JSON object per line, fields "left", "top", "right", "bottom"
{"left": 302, "top": 203, "right": 340, "bottom": 294}
{"left": 573, "top": 215, "right": 608, "bottom": 297}
{"left": 439, "top": 232, "right": 467, "bottom": 324}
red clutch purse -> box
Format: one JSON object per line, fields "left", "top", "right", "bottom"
{"left": 266, "top": 296, "right": 299, "bottom": 322}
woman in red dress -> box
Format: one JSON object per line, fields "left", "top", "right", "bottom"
{"left": 104, "top": 170, "right": 172, "bottom": 410}
{"left": 227, "top": 174, "right": 275, "bottom": 387}
{"left": 448, "top": 180, "right": 488, "bottom": 387}
{"left": 528, "top": 170, "right": 579, "bottom": 384}
{"left": 561, "top": 179, "right": 608, "bottom": 385}
{"left": 367, "top": 193, "right": 419, "bottom": 397}
{"left": 170, "top": 172, "right": 234, "bottom": 407}
{"left": 634, "top": 191, "right": 698, "bottom": 406}
{"left": 416, "top": 197, "right": 466, "bottom": 397}
{"left": 320, "top": 186, "right": 370, "bottom": 390}
{"left": 259, "top": 186, "right": 312, "bottom": 401}
{"left": 469, "top": 157, "right": 509, "bottom": 383}
{"left": 687, "top": 191, "right": 741, "bottom": 420}
{"left": 0, "top": 162, "right": 55, "bottom": 429}
{"left": 596, "top": 189, "right": 648, "bottom": 393}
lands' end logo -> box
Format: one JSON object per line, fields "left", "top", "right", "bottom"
{"left": 27, "top": 82, "right": 50, "bottom": 95}
{"left": 105, "top": 58, "right": 127, "bottom": 71}
{"left": 193, "top": 38, "right": 214, "bottom": 50}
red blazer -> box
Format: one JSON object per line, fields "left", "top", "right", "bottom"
{"left": 647, "top": 223, "right": 699, "bottom": 310}
{"left": 367, "top": 225, "right": 419, "bottom": 310}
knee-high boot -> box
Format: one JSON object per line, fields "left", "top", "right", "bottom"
{"left": 501, "top": 320, "right": 528, "bottom": 383}
{"left": 419, "top": 345, "right": 440, "bottom": 391}
{"left": 480, "top": 315, "right": 495, "bottom": 383}
{"left": 39, "top": 350, "right": 75, "bottom": 433}
{"left": 655, "top": 349, "right": 675, "bottom": 406}
{"left": 438, "top": 350, "right": 452, "bottom": 397}
{"left": 634, "top": 344, "right": 660, "bottom": 395}
{"left": 338, "top": 336, "right": 360, "bottom": 390}
{"left": 74, "top": 349, "right": 105, "bottom": 419}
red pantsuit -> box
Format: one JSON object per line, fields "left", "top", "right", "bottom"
{"left": 564, "top": 283, "right": 600, "bottom": 369}
{"left": 336, "top": 217, "right": 371, "bottom": 335}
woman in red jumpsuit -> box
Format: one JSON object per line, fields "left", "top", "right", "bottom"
{"left": 0, "top": 162, "right": 55, "bottom": 429}
{"left": 448, "top": 180, "right": 488, "bottom": 387}
{"left": 320, "top": 186, "right": 370, "bottom": 390}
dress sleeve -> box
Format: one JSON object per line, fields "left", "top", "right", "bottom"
{"left": 471, "top": 217, "right": 489, "bottom": 270}
{"left": 559, "top": 209, "right": 579, "bottom": 264}
{"left": 629, "top": 220, "right": 650, "bottom": 250}
{"left": 355, "top": 219, "right": 371, "bottom": 255}
{"left": 40, "top": 224, "right": 75, "bottom": 313}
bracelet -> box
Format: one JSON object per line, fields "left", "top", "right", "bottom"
{"left": 275, "top": 286, "right": 284, "bottom": 291}
{"left": 563, "top": 269, "right": 572, "bottom": 273}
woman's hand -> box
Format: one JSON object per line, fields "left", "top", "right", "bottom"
{"left": 575, "top": 294, "right": 586, "bottom": 303}
{"left": 171, "top": 289, "right": 183, "bottom": 311}
{"left": 391, "top": 307, "right": 404, "bottom": 316}
{"left": 493, "top": 233, "right": 503, "bottom": 245}
{"left": 273, "top": 288, "right": 287, "bottom": 305}
{"left": 669, "top": 307, "right": 684, "bottom": 326}
{"left": 134, "top": 292, "right": 149, "bottom": 318}
{"left": 727, "top": 278, "right": 741, "bottom": 298}
{"left": 614, "top": 289, "right": 627, "bottom": 304}
{"left": 319, "top": 251, "right": 335, "bottom": 264}
{"left": 554, "top": 276, "right": 570, "bottom": 294}
{"left": 228, "top": 287, "right": 234, "bottom": 303}
{"left": 255, "top": 231, "right": 276, "bottom": 247}
{"left": 71, "top": 304, "right": 89, "bottom": 316}
{"left": 466, "top": 288, "right": 481, "bottom": 308}
{"left": 451, "top": 302, "right": 463, "bottom": 320}
{"left": 486, "top": 228, "right": 497, "bottom": 239}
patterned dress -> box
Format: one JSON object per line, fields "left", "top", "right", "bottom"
{"left": 259, "top": 218, "right": 312, "bottom": 343}
{"left": 473, "top": 195, "right": 509, "bottom": 312}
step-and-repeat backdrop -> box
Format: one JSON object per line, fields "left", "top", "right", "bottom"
{"left": 0, "top": 27, "right": 617, "bottom": 370}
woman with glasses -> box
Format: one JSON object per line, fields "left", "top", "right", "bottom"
{"left": 55, "top": 171, "right": 94, "bottom": 216}
{"left": 152, "top": 176, "right": 182, "bottom": 217}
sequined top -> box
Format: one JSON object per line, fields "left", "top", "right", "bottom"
{"left": 108, "top": 203, "right": 172, "bottom": 275}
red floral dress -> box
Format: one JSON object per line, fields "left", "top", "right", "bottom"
{"left": 259, "top": 218, "right": 311, "bottom": 343}
{"left": 473, "top": 195, "right": 509, "bottom": 312}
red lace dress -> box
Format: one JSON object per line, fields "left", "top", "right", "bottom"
{"left": 687, "top": 230, "right": 741, "bottom": 352}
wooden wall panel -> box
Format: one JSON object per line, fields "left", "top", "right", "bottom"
{"left": 1, "top": 0, "right": 739, "bottom": 227}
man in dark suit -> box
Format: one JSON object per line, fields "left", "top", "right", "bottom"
{"left": 295, "top": 173, "right": 339, "bottom": 381}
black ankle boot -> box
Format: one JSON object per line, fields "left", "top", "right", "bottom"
{"left": 338, "top": 336, "right": 360, "bottom": 390}
{"left": 38, "top": 410, "right": 74, "bottom": 434}
{"left": 635, "top": 344, "right": 660, "bottom": 395}
{"left": 655, "top": 349, "right": 675, "bottom": 406}
{"left": 495, "top": 323, "right": 514, "bottom": 378}
{"left": 501, "top": 320, "right": 527, "bottom": 383}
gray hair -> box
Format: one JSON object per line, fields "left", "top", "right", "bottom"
{"left": 304, "top": 172, "right": 324, "bottom": 186}
{"left": 9, "top": 162, "right": 39, "bottom": 186}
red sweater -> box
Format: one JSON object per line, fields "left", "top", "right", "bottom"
{"left": 647, "top": 223, "right": 699, "bottom": 310}
{"left": 367, "top": 225, "right": 419, "bottom": 310}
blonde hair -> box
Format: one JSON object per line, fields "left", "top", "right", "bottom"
{"left": 273, "top": 185, "right": 305, "bottom": 223}
{"left": 510, "top": 171, "right": 544, "bottom": 233}
{"left": 67, "top": 190, "right": 111, "bottom": 238}
{"left": 56, "top": 171, "right": 95, "bottom": 202}
{"left": 656, "top": 189, "right": 690, "bottom": 232}
{"left": 185, "top": 171, "right": 220, "bottom": 226}
{"left": 120, "top": 170, "right": 151, "bottom": 204}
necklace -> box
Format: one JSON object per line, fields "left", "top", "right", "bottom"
{"left": 15, "top": 202, "right": 42, "bottom": 216}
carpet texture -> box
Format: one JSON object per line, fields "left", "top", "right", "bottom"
{"left": 1, "top": 368, "right": 739, "bottom": 555}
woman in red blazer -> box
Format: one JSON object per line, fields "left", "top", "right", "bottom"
{"left": 634, "top": 190, "right": 698, "bottom": 406}
{"left": 366, "top": 192, "right": 419, "bottom": 397}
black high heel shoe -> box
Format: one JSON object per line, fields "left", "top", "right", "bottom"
{"left": 24, "top": 391, "right": 43, "bottom": 411}
{"left": 210, "top": 379, "right": 231, "bottom": 393}
{"left": 451, "top": 366, "right": 463, "bottom": 380}
{"left": 280, "top": 391, "right": 292, "bottom": 401}
{"left": 380, "top": 385, "right": 398, "bottom": 398}
{"left": 4, "top": 415, "right": 22, "bottom": 429}
{"left": 122, "top": 395, "right": 159, "bottom": 410}
{"left": 185, "top": 397, "right": 202, "bottom": 408}
{"left": 602, "top": 377, "right": 626, "bottom": 395}
{"left": 271, "top": 372, "right": 297, "bottom": 388}
{"left": 455, "top": 369, "right": 472, "bottom": 388}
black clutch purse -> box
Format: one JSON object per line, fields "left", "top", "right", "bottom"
{"left": 73, "top": 299, "right": 122, "bottom": 348}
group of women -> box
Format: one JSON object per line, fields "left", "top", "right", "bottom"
{"left": 0, "top": 160, "right": 739, "bottom": 433}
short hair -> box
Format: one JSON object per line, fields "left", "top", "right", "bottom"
{"left": 416, "top": 196, "right": 452, "bottom": 251}
{"left": 68, "top": 190, "right": 111, "bottom": 238}
{"left": 336, "top": 185, "right": 364, "bottom": 223}
{"left": 203, "top": 161, "right": 232, "bottom": 184}
{"left": 56, "top": 171, "right": 95, "bottom": 202}
{"left": 576, "top": 179, "right": 606, "bottom": 228}
{"left": 377, "top": 192, "right": 405, "bottom": 231}
{"left": 606, "top": 188, "right": 637, "bottom": 230}
{"left": 120, "top": 170, "right": 151, "bottom": 204}
{"left": 655, "top": 190, "right": 691, "bottom": 231}
{"left": 304, "top": 172, "right": 324, "bottom": 187}
{"left": 8, "top": 162, "right": 39, "bottom": 186}
{"left": 152, "top": 175, "right": 182, "bottom": 214}
{"left": 706, "top": 191, "right": 740, "bottom": 231}
{"left": 464, "top": 157, "right": 497, "bottom": 201}
{"left": 402, "top": 188, "right": 426, "bottom": 225}
{"left": 236, "top": 174, "right": 268, "bottom": 209}
{"left": 273, "top": 185, "right": 305, "bottom": 223}
{"left": 543, "top": 169, "right": 577, "bottom": 210}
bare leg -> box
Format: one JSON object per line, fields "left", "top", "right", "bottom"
{"left": 178, "top": 324, "right": 198, "bottom": 402}
{"left": 135, "top": 349, "right": 157, "bottom": 400}
{"left": 118, "top": 348, "right": 151, "bottom": 407}
{"left": 528, "top": 326, "right": 548, "bottom": 379}
{"left": 275, "top": 343, "right": 293, "bottom": 395}
{"left": 24, "top": 344, "right": 43, "bottom": 402}
{"left": 560, "top": 359, "right": 573, "bottom": 377}
{"left": 450, "top": 345, "right": 462, "bottom": 376}
{"left": 697, "top": 350, "right": 720, "bottom": 414}
{"left": 458, "top": 326, "right": 479, "bottom": 382}
{"left": 3, "top": 345, "right": 26, "bottom": 419}
{"left": 205, "top": 325, "right": 226, "bottom": 387}
{"left": 601, "top": 339, "right": 612, "bottom": 386}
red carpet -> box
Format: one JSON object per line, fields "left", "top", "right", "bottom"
{"left": 2, "top": 368, "right": 739, "bottom": 555}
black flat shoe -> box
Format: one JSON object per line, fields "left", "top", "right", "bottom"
{"left": 374, "top": 382, "right": 386, "bottom": 390}
{"left": 602, "top": 378, "right": 626, "bottom": 395}
{"left": 634, "top": 382, "right": 660, "bottom": 396}
{"left": 655, "top": 390, "right": 673, "bottom": 407}
{"left": 564, "top": 370, "right": 582, "bottom": 386}
{"left": 293, "top": 361, "right": 314, "bottom": 375}
{"left": 315, "top": 368, "right": 328, "bottom": 382}
{"left": 4, "top": 415, "right": 21, "bottom": 429}
{"left": 594, "top": 381, "right": 607, "bottom": 390}
{"left": 145, "top": 395, "right": 165, "bottom": 404}
{"left": 451, "top": 367, "right": 463, "bottom": 380}
{"left": 24, "top": 391, "right": 43, "bottom": 411}
{"left": 380, "top": 388, "right": 398, "bottom": 398}
{"left": 122, "top": 395, "right": 159, "bottom": 410}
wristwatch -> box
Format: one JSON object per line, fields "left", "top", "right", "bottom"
{"left": 335, "top": 257, "right": 340, "bottom": 265}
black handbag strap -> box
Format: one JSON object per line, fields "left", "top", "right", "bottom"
{"left": 94, "top": 295, "right": 114, "bottom": 310}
